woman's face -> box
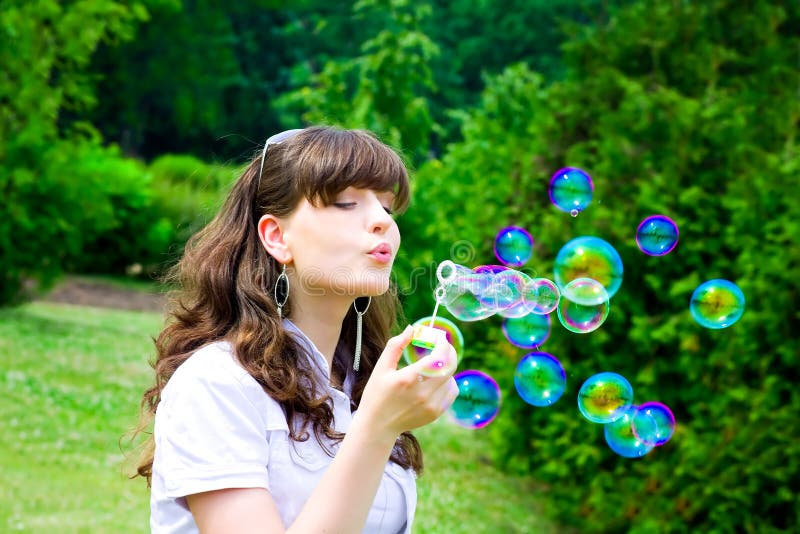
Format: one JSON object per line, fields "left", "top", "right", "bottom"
{"left": 282, "top": 186, "right": 400, "bottom": 298}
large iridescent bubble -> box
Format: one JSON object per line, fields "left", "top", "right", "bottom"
{"left": 449, "top": 370, "right": 502, "bottom": 429}
{"left": 494, "top": 226, "right": 533, "bottom": 267}
{"left": 554, "top": 236, "right": 623, "bottom": 299}
{"left": 690, "top": 279, "right": 746, "bottom": 329}
{"left": 604, "top": 405, "right": 654, "bottom": 458}
{"left": 631, "top": 402, "right": 676, "bottom": 447}
{"left": 636, "top": 215, "right": 679, "bottom": 256}
{"left": 514, "top": 352, "right": 566, "bottom": 407}
{"left": 502, "top": 312, "right": 551, "bottom": 349}
{"left": 557, "top": 278, "right": 610, "bottom": 334}
{"left": 577, "top": 372, "right": 634, "bottom": 424}
{"left": 548, "top": 167, "right": 594, "bottom": 215}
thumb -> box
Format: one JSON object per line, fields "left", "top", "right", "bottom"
{"left": 375, "top": 325, "right": 414, "bottom": 372}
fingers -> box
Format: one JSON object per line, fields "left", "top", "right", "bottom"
{"left": 421, "top": 376, "right": 460, "bottom": 417}
{"left": 374, "top": 325, "right": 414, "bottom": 372}
{"left": 402, "top": 340, "right": 458, "bottom": 383}
{"left": 435, "top": 376, "right": 460, "bottom": 410}
{"left": 407, "top": 338, "right": 458, "bottom": 378}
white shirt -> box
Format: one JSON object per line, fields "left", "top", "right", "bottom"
{"left": 150, "top": 319, "right": 416, "bottom": 533}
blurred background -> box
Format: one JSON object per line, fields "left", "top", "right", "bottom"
{"left": 1, "top": 0, "right": 798, "bottom": 532}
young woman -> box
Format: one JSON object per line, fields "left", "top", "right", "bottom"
{"left": 134, "top": 126, "right": 459, "bottom": 533}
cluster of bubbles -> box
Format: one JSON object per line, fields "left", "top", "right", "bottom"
{"left": 577, "top": 372, "right": 675, "bottom": 457}
{"left": 432, "top": 258, "right": 561, "bottom": 324}
{"left": 406, "top": 166, "right": 745, "bottom": 457}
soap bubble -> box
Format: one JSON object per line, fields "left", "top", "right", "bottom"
{"left": 690, "top": 279, "right": 745, "bottom": 329}
{"left": 557, "top": 278, "right": 610, "bottom": 333}
{"left": 514, "top": 352, "right": 566, "bottom": 407}
{"left": 449, "top": 370, "right": 502, "bottom": 429}
{"left": 494, "top": 226, "right": 533, "bottom": 267}
{"left": 554, "top": 236, "right": 623, "bottom": 299}
{"left": 631, "top": 402, "right": 675, "bottom": 447}
{"left": 477, "top": 268, "right": 527, "bottom": 313}
{"left": 435, "top": 261, "right": 496, "bottom": 322}
{"left": 502, "top": 312, "right": 551, "bottom": 349}
{"left": 577, "top": 372, "right": 634, "bottom": 424}
{"left": 405, "top": 316, "right": 464, "bottom": 365}
{"left": 636, "top": 215, "right": 679, "bottom": 256}
{"left": 604, "top": 405, "right": 655, "bottom": 458}
{"left": 522, "top": 277, "right": 560, "bottom": 315}
{"left": 549, "top": 167, "right": 594, "bottom": 215}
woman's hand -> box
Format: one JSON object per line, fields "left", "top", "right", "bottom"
{"left": 355, "top": 325, "right": 460, "bottom": 445}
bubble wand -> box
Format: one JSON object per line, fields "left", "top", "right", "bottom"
{"left": 411, "top": 262, "right": 457, "bottom": 350}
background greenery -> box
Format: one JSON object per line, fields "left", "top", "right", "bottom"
{"left": 1, "top": 0, "right": 798, "bottom": 532}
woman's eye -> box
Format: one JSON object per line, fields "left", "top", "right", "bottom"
{"left": 383, "top": 206, "right": 394, "bottom": 215}
{"left": 333, "top": 202, "right": 357, "bottom": 209}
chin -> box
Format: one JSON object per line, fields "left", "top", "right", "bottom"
{"left": 360, "top": 273, "right": 392, "bottom": 297}
{"left": 326, "top": 271, "right": 392, "bottom": 298}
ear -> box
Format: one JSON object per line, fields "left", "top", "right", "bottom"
{"left": 257, "top": 214, "right": 292, "bottom": 264}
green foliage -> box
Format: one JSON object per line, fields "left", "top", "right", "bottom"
{"left": 66, "top": 153, "right": 240, "bottom": 277}
{"left": 398, "top": 0, "right": 800, "bottom": 531}
{"left": 0, "top": 0, "right": 149, "bottom": 303}
{"left": 147, "top": 154, "right": 240, "bottom": 259}
{"left": 80, "top": 0, "right": 626, "bottom": 161}
{"left": 87, "top": 0, "right": 251, "bottom": 159}
{"left": 278, "top": 0, "right": 440, "bottom": 163}
{"left": 148, "top": 154, "right": 238, "bottom": 191}
{"left": 424, "top": 0, "right": 624, "bottom": 144}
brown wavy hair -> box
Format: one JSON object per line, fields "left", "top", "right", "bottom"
{"left": 132, "top": 126, "right": 421, "bottom": 486}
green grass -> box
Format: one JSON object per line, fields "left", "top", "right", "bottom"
{"left": 0, "top": 301, "right": 559, "bottom": 533}
{"left": 414, "top": 420, "right": 559, "bottom": 534}
{"left": 0, "top": 302, "right": 159, "bottom": 533}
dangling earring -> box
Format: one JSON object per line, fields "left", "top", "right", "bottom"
{"left": 274, "top": 264, "right": 289, "bottom": 318}
{"left": 352, "top": 296, "right": 371, "bottom": 372}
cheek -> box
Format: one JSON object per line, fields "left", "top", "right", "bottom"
{"left": 390, "top": 222, "right": 402, "bottom": 247}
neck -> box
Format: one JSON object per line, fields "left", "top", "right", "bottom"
{"left": 287, "top": 294, "right": 353, "bottom": 370}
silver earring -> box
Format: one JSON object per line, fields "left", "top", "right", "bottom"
{"left": 352, "top": 296, "right": 371, "bottom": 372}
{"left": 274, "top": 264, "right": 289, "bottom": 318}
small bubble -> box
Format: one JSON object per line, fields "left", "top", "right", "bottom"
{"left": 448, "top": 370, "right": 501, "bottom": 429}
{"left": 494, "top": 226, "right": 534, "bottom": 267}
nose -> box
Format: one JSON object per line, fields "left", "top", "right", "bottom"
{"left": 367, "top": 194, "right": 393, "bottom": 234}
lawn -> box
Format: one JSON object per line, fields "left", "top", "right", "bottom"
{"left": 0, "top": 300, "right": 558, "bottom": 533}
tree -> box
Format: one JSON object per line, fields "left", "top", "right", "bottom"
{"left": 277, "top": 0, "right": 440, "bottom": 164}
{"left": 0, "top": 0, "right": 148, "bottom": 303}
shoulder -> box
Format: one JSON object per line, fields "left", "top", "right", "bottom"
{"left": 166, "top": 341, "right": 254, "bottom": 395}
{"left": 161, "top": 341, "right": 286, "bottom": 431}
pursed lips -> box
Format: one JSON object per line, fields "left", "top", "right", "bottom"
{"left": 368, "top": 243, "right": 393, "bottom": 263}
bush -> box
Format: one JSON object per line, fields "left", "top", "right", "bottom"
{"left": 397, "top": 1, "right": 800, "bottom": 528}
{"left": 72, "top": 153, "right": 242, "bottom": 278}
{"left": 147, "top": 154, "right": 242, "bottom": 264}
{"left": 0, "top": 139, "right": 148, "bottom": 302}
{"left": 61, "top": 143, "right": 174, "bottom": 275}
